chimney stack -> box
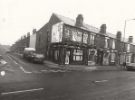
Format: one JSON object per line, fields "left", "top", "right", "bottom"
{"left": 128, "top": 36, "right": 133, "bottom": 43}
{"left": 27, "top": 32, "right": 30, "bottom": 37}
{"left": 33, "top": 29, "right": 37, "bottom": 34}
{"left": 75, "top": 14, "right": 84, "bottom": 27}
{"left": 100, "top": 24, "right": 106, "bottom": 34}
{"left": 116, "top": 31, "right": 122, "bottom": 41}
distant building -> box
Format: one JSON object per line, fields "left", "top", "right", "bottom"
{"left": 29, "top": 29, "right": 37, "bottom": 49}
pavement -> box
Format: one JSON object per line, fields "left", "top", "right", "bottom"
{"left": 44, "top": 60, "right": 123, "bottom": 72}
{"left": 12, "top": 53, "right": 123, "bottom": 72}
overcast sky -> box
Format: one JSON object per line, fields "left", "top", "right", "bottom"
{"left": 1, "top": 0, "right": 135, "bottom": 45}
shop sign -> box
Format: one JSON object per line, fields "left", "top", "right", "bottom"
{"left": 51, "top": 22, "right": 63, "bottom": 43}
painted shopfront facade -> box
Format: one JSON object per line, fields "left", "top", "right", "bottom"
{"left": 48, "top": 22, "right": 97, "bottom": 65}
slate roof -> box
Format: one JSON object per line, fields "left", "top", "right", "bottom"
{"left": 53, "top": 13, "right": 116, "bottom": 38}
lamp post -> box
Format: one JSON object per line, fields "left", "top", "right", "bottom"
{"left": 123, "top": 18, "right": 135, "bottom": 68}
{"left": 123, "top": 18, "right": 135, "bottom": 42}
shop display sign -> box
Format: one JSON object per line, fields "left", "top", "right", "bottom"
{"left": 51, "top": 22, "right": 63, "bottom": 43}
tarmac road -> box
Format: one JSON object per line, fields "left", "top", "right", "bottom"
{"left": 0, "top": 48, "right": 135, "bottom": 100}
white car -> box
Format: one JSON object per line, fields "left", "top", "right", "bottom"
{"left": 0, "top": 55, "right": 7, "bottom": 76}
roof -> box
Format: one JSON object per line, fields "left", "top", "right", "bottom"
{"left": 53, "top": 13, "right": 116, "bottom": 38}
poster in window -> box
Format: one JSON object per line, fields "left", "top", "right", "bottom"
{"left": 89, "top": 34, "right": 95, "bottom": 45}
{"left": 72, "top": 30, "right": 78, "bottom": 41}
{"left": 51, "top": 22, "right": 63, "bottom": 43}
{"left": 83, "top": 33, "right": 88, "bottom": 44}
{"left": 64, "top": 28, "right": 70, "bottom": 38}
{"left": 77, "top": 31, "right": 82, "bottom": 42}
{"left": 72, "top": 30, "right": 82, "bottom": 42}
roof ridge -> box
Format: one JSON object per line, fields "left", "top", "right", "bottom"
{"left": 53, "top": 13, "right": 75, "bottom": 22}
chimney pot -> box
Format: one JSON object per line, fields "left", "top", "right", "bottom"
{"left": 128, "top": 36, "right": 133, "bottom": 43}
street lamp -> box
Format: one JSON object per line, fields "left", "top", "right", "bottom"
{"left": 123, "top": 18, "right": 135, "bottom": 42}
{"left": 123, "top": 18, "right": 135, "bottom": 68}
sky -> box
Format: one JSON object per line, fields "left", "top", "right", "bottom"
{"left": 1, "top": 0, "right": 135, "bottom": 45}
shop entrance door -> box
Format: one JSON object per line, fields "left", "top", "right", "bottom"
{"left": 65, "top": 50, "right": 70, "bottom": 64}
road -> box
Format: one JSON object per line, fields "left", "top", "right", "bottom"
{"left": 0, "top": 49, "right": 135, "bottom": 99}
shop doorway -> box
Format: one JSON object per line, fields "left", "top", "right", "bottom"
{"left": 65, "top": 50, "right": 70, "bottom": 64}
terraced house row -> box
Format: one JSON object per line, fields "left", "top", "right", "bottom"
{"left": 11, "top": 13, "right": 135, "bottom": 66}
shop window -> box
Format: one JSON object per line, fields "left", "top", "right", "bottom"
{"left": 73, "top": 49, "right": 83, "bottom": 61}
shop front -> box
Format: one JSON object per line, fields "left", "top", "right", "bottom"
{"left": 48, "top": 43, "right": 90, "bottom": 65}
{"left": 88, "top": 49, "right": 97, "bottom": 65}
{"left": 97, "top": 49, "right": 104, "bottom": 65}
{"left": 119, "top": 52, "right": 126, "bottom": 65}
{"left": 126, "top": 53, "right": 132, "bottom": 63}
{"left": 103, "top": 49, "right": 110, "bottom": 65}
{"left": 109, "top": 50, "right": 117, "bottom": 65}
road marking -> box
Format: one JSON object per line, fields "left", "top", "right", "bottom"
{"left": 41, "top": 69, "right": 48, "bottom": 72}
{"left": 7, "top": 55, "right": 18, "bottom": 65}
{"left": 1, "top": 88, "right": 44, "bottom": 96}
{"left": 94, "top": 80, "right": 108, "bottom": 83}
{"left": 7, "top": 56, "right": 13, "bottom": 61}
{"left": 57, "top": 70, "right": 66, "bottom": 72}
{"left": 32, "top": 71, "right": 42, "bottom": 73}
{"left": 13, "top": 61, "right": 18, "bottom": 65}
{"left": 19, "top": 66, "right": 32, "bottom": 74}
{"left": 49, "top": 70, "right": 60, "bottom": 72}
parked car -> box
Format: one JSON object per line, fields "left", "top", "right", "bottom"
{"left": 125, "top": 62, "right": 135, "bottom": 71}
{"left": 23, "top": 48, "right": 45, "bottom": 63}
{"left": 6, "top": 50, "right": 11, "bottom": 53}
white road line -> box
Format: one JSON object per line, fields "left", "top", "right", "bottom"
{"left": 49, "top": 70, "right": 59, "bottom": 72}
{"left": 7, "top": 56, "right": 13, "bottom": 61}
{"left": 94, "top": 80, "right": 108, "bottom": 83}
{"left": 1, "top": 88, "right": 44, "bottom": 96}
{"left": 57, "top": 70, "right": 66, "bottom": 72}
{"left": 13, "top": 61, "right": 18, "bottom": 65}
{"left": 19, "top": 66, "right": 32, "bottom": 74}
{"left": 32, "top": 71, "right": 42, "bottom": 74}
{"left": 41, "top": 70, "right": 48, "bottom": 72}
{"left": 8, "top": 55, "right": 18, "bottom": 65}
